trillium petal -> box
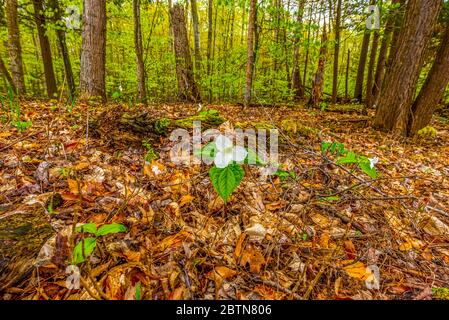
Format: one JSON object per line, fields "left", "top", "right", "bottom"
{"left": 214, "top": 151, "right": 234, "bottom": 168}
{"left": 233, "top": 146, "right": 248, "bottom": 163}
{"left": 215, "top": 135, "right": 233, "bottom": 152}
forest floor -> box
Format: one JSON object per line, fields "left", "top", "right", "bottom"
{"left": 1, "top": 101, "right": 449, "bottom": 300}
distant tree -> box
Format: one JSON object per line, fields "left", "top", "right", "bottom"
{"left": 309, "top": 24, "right": 328, "bottom": 108}
{"left": 0, "top": 56, "right": 16, "bottom": 92}
{"left": 374, "top": 0, "right": 442, "bottom": 136}
{"left": 133, "top": 0, "right": 147, "bottom": 103}
{"left": 5, "top": 0, "right": 26, "bottom": 94}
{"left": 244, "top": 0, "right": 256, "bottom": 108}
{"left": 190, "top": 0, "right": 202, "bottom": 74}
{"left": 332, "top": 0, "right": 342, "bottom": 104}
{"left": 292, "top": 0, "right": 305, "bottom": 101}
{"left": 79, "top": 0, "right": 107, "bottom": 100}
{"left": 33, "top": 0, "right": 57, "bottom": 98}
{"left": 170, "top": 3, "right": 201, "bottom": 102}
{"left": 49, "top": 0, "right": 75, "bottom": 98}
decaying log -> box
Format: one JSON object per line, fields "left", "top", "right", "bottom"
{"left": 0, "top": 205, "right": 54, "bottom": 291}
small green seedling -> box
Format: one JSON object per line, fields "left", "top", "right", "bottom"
{"left": 72, "top": 223, "right": 127, "bottom": 264}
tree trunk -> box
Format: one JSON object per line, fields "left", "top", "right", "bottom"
{"left": 32, "top": 0, "right": 58, "bottom": 98}
{"left": 244, "top": 0, "right": 257, "bottom": 108}
{"left": 207, "top": 0, "right": 213, "bottom": 102}
{"left": 291, "top": 0, "right": 305, "bottom": 101}
{"left": 354, "top": 30, "right": 371, "bottom": 101}
{"left": 5, "top": 0, "right": 26, "bottom": 95}
{"left": 332, "top": 0, "right": 342, "bottom": 104}
{"left": 409, "top": 19, "right": 449, "bottom": 135}
{"left": 374, "top": 0, "right": 442, "bottom": 136}
{"left": 80, "top": 0, "right": 107, "bottom": 100}
{"left": 308, "top": 24, "right": 328, "bottom": 108}
{"left": 190, "top": 0, "right": 202, "bottom": 74}
{"left": 49, "top": 0, "right": 75, "bottom": 98}
{"left": 371, "top": 0, "right": 401, "bottom": 107}
{"left": 0, "top": 56, "right": 16, "bottom": 92}
{"left": 133, "top": 0, "right": 147, "bottom": 103}
{"left": 170, "top": 3, "right": 201, "bottom": 102}
{"left": 365, "top": 29, "right": 379, "bottom": 109}
{"left": 345, "top": 48, "right": 350, "bottom": 101}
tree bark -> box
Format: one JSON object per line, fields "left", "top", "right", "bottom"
{"left": 308, "top": 24, "right": 328, "bottom": 108}
{"left": 133, "top": 0, "right": 147, "bottom": 103}
{"left": 33, "top": 0, "right": 58, "bottom": 98}
{"left": 49, "top": 0, "right": 75, "bottom": 98}
{"left": 365, "top": 29, "right": 379, "bottom": 109}
{"left": 371, "top": 0, "right": 402, "bottom": 107}
{"left": 354, "top": 30, "right": 371, "bottom": 101}
{"left": 332, "top": 0, "right": 342, "bottom": 104}
{"left": 170, "top": 4, "right": 201, "bottom": 102}
{"left": 374, "top": 0, "right": 442, "bottom": 136}
{"left": 244, "top": 0, "right": 257, "bottom": 108}
{"left": 291, "top": 0, "right": 305, "bottom": 101}
{"left": 80, "top": 0, "right": 107, "bottom": 100}
{"left": 190, "top": 0, "right": 202, "bottom": 74}
{"left": 409, "top": 19, "right": 449, "bottom": 135}
{"left": 0, "top": 56, "right": 16, "bottom": 92}
{"left": 5, "top": 0, "right": 26, "bottom": 95}
{"left": 207, "top": 0, "right": 213, "bottom": 102}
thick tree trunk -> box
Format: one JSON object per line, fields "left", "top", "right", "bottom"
{"left": 409, "top": 20, "right": 449, "bottom": 135}
{"left": 49, "top": 0, "right": 75, "bottom": 98}
{"left": 244, "top": 0, "right": 257, "bottom": 108}
{"left": 374, "top": 0, "right": 442, "bottom": 136}
{"left": 33, "top": 0, "right": 58, "bottom": 98}
{"left": 371, "top": 0, "right": 403, "bottom": 107}
{"left": 345, "top": 48, "right": 350, "bottom": 101}
{"left": 133, "top": 0, "right": 147, "bottom": 103}
{"left": 170, "top": 4, "right": 201, "bottom": 102}
{"left": 365, "top": 30, "right": 379, "bottom": 109}
{"left": 190, "top": 0, "right": 202, "bottom": 74}
{"left": 80, "top": 0, "right": 107, "bottom": 100}
{"left": 332, "top": 0, "right": 342, "bottom": 104}
{"left": 291, "top": 0, "right": 305, "bottom": 101}
{"left": 5, "top": 0, "right": 26, "bottom": 95}
{"left": 308, "top": 25, "right": 328, "bottom": 108}
{"left": 354, "top": 30, "right": 371, "bottom": 101}
{"left": 0, "top": 56, "right": 16, "bottom": 92}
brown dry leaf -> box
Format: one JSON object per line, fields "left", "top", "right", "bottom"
{"left": 179, "top": 194, "right": 194, "bottom": 208}
{"left": 319, "top": 232, "right": 330, "bottom": 249}
{"left": 73, "top": 162, "right": 90, "bottom": 171}
{"left": 169, "top": 286, "right": 186, "bottom": 300}
{"left": 240, "top": 245, "right": 265, "bottom": 274}
{"left": 67, "top": 178, "right": 81, "bottom": 194}
{"left": 309, "top": 212, "right": 331, "bottom": 228}
{"left": 344, "top": 240, "right": 357, "bottom": 260}
{"left": 254, "top": 284, "right": 285, "bottom": 300}
{"left": 341, "top": 260, "right": 369, "bottom": 280}
{"left": 234, "top": 233, "right": 247, "bottom": 260}
{"left": 156, "top": 230, "right": 192, "bottom": 253}
{"left": 143, "top": 160, "right": 166, "bottom": 178}
{"left": 139, "top": 206, "right": 155, "bottom": 225}
{"left": 208, "top": 196, "right": 224, "bottom": 213}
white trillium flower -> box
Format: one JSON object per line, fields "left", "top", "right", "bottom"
{"left": 214, "top": 135, "right": 248, "bottom": 168}
{"left": 369, "top": 157, "right": 379, "bottom": 169}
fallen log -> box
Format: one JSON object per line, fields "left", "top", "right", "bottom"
{"left": 0, "top": 205, "right": 54, "bottom": 291}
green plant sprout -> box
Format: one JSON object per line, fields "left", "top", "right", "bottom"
{"left": 72, "top": 223, "right": 127, "bottom": 264}
{"left": 321, "top": 141, "right": 379, "bottom": 179}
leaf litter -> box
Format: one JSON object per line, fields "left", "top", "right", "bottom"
{"left": 0, "top": 102, "right": 449, "bottom": 300}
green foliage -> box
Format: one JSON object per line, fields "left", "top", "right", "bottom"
{"left": 71, "top": 222, "right": 127, "bottom": 264}
{"left": 432, "top": 287, "right": 449, "bottom": 300}
{"left": 153, "top": 118, "right": 171, "bottom": 135}
{"left": 417, "top": 126, "right": 437, "bottom": 140}
{"left": 142, "top": 140, "right": 159, "bottom": 162}
{"left": 209, "top": 164, "right": 244, "bottom": 204}
{"left": 321, "top": 141, "right": 379, "bottom": 179}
